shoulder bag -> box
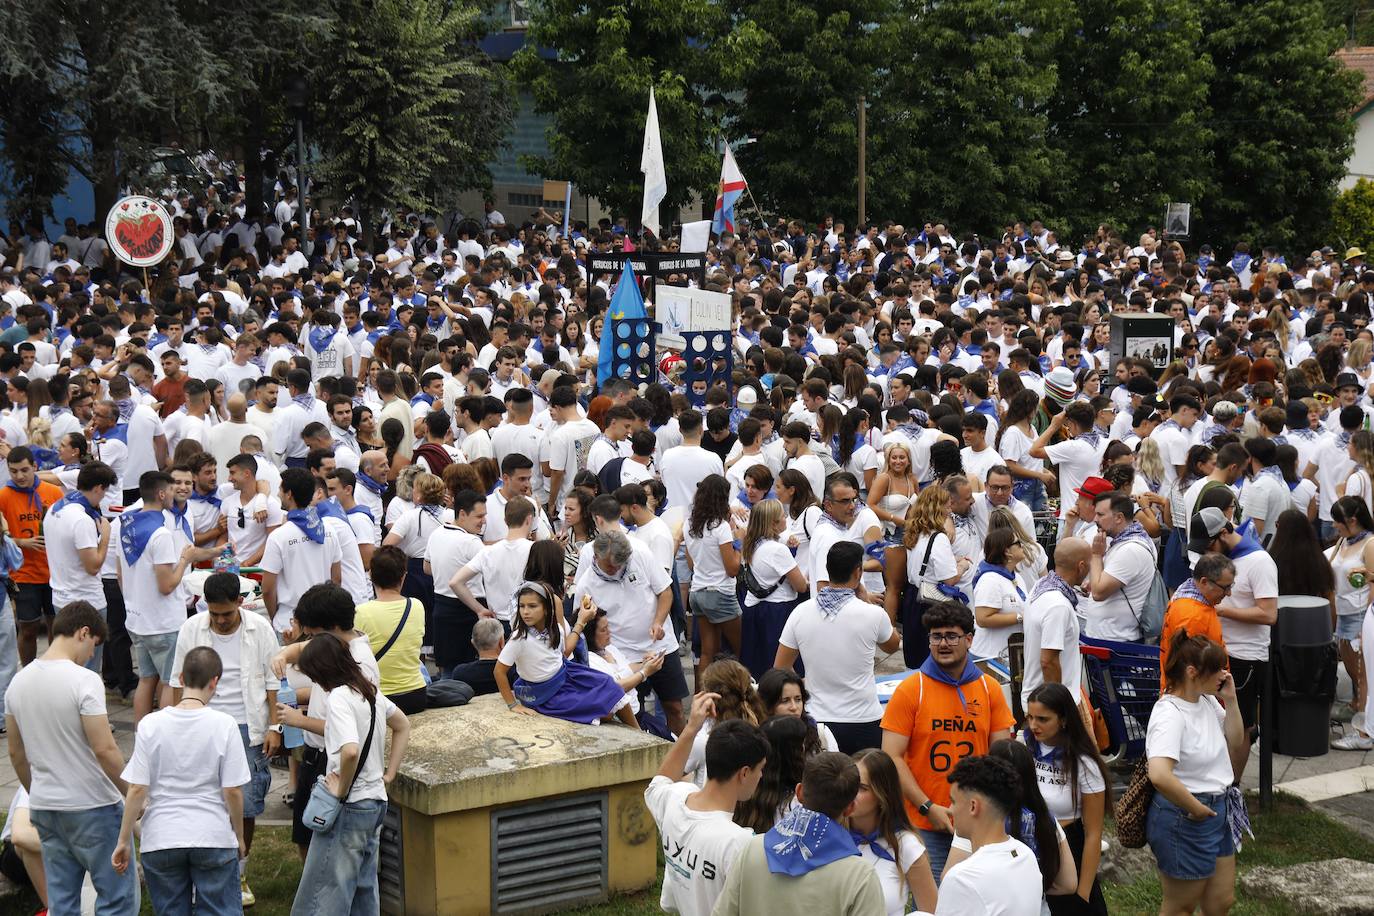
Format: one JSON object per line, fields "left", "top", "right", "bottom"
{"left": 303, "top": 695, "right": 377, "bottom": 833}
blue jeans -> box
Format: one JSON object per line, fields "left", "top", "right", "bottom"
{"left": 291, "top": 798, "right": 387, "bottom": 915}
{"left": 0, "top": 594, "right": 18, "bottom": 717}
{"left": 141, "top": 845, "right": 240, "bottom": 916}
{"left": 29, "top": 802, "right": 139, "bottom": 916}
{"left": 919, "top": 827, "right": 953, "bottom": 883}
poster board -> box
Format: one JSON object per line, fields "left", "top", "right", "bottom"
{"left": 105, "top": 195, "right": 174, "bottom": 267}
{"left": 681, "top": 330, "right": 733, "bottom": 405}
{"left": 588, "top": 252, "right": 707, "bottom": 304}
{"left": 1108, "top": 312, "right": 1174, "bottom": 379}
{"left": 658, "top": 286, "right": 732, "bottom": 350}
{"left": 1164, "top": 203, "right": 1191, "bottom": 239}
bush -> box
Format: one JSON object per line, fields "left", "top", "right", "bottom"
{"left": 1332, "top": 178, "right": 1374, "bottom": 255}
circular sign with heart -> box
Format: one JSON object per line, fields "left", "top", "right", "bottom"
{"left": 105, "top": 195, "right": 175, "bottom": 267}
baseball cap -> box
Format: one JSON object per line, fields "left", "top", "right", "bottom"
{"left": 737, "top": 387, "right": 758, "bottom": 407}
{"left": 1073, "top": 476, "right": 1115, "bottom": 500}
{"left": 1187, "top": 507, "right": 1232, "bottom": 559}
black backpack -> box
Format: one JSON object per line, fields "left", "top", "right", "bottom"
{"left": 597, "top": 457, "right": 628, "bottom": 495}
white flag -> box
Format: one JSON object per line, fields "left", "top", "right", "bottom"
{"left": 640, "top": 87, "right": 667, "bottom": 237}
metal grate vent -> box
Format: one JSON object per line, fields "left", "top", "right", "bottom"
{"left": 491, "top": 793, "right": 609, "bottom": 913}
{"left": 379, "top": 802, "right": 404, "bottom": 914}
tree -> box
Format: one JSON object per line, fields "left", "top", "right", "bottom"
{"left": 513, "top": 0, "right": 763, "bottom": 225}
{"left": 313, "top": 0, "right": 513, "bottom": 248}
{"left": 868, "top": 0, "right": 1066, "bottom": 236}
{"left": 724, "top": 0, "right": 897, "bottom": 221}
{"left": 0, "top": 0, "right": 227, "bottom": 220}
{"left": 1045, "top": 0, "right": 1214, "bottom": 244}
{"left": 1199, "top": 0, "right": 1361, "bottom": 249}
{"left": 1333, "top": 178, "right": 1374, "bottom": 253}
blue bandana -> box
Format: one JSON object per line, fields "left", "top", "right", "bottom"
{"left": 4, "top": 480, "right": 42, "bottom": 516}
{"left": 848, "top": 830, "right": 895, "bottom": 863}
{"left": 410, "top": 392, "right": 435, "bottom": 408}
{"left": 287, "top": 507, "right": 326, "bottom": 544}
{"left": 1029, "top": 571, "right": 1079, "bottom": 610}
{"left": 918, "top": 653, "right": 984, "bottom": 712}
{"left": 119, "top": 509, "right": 167, "bottom": 565}
{"left": 971, "top": 561, "right": 1025, "bottom": 599}
{"left": 115, "top": 399, "right": 136, "bottom": 422}
{"left": 190, "top": 490, "right": 222, "bottom": 510}
{"left": 816, "top": 586, "right": 854, "bottom": 619}
{"left": 315, "top": 499, "right": 348, "bottom": 523}
{"left": 55, "top": 491, "right": 102, "bottom": 522}
{"left": 1174, "top": 577, "right": 1209, "bottom": 605}
{"left": 292, "top": 393, "right": 315, "bottom": 413}
{"left": 166, "top": 504, "right": 192, "bottom": 542}
{"left": 357, "top": 472, "right": 386, "bottom": 495}
{"left": 306, "top": 325, "right": 337, "bottom": 355}
{"left": 346, "top": 504, "right": 375, "bottom": 523}
{"left": 764, "top": 808, "right": 859, "bottom": 877}
{"left": 1110, "top": 520, "right": 1153, "bottom": 551}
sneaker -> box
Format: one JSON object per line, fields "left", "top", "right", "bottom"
{"left": 1332, "top": 733, "right": 1374, "bottom": 750}
{"left": 241, "top": 874, "right": 255, "bottom": 908}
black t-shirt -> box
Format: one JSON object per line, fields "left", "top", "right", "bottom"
{"left": 449, "top": 659, "right": 500, "bottom": 696}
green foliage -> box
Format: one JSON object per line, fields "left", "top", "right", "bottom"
{"left": 1046, "top": 0, "right": 1214, "bottom": 243}
{"left": 1333, "top": 178, "right": 1374, "bottom": 252}
{"left": 313, "top": 0, "right": 513, "bottom": 244}
{"left": 867, "top": 0, "right": 1065, "bottom": 235}
{"left": 512, "top": 0, "right": 764, "bottom": 224}
{"left": 1200, "top": 0, "right": 1362, "bottom": 249}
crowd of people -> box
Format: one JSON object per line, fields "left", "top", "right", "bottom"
{"left": 0, "top": 193, "right": 1367, "bottom": 915}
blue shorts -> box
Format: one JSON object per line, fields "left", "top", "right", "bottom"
{"left": 131, "top": 632, "right": 179, "bottom": 682}
{"left": 1337, "top": 613, "right": 1363, "bottom": 641}
{"left": 238, "top": 724, "right": 272, "bottom": 819}
{"left": 689, "top": 589, "right": 741, "bottom": 624}
{"left": 673, "top": 542, "right": 691, "bottom": 584}
{"left": 1147, "top": 791, "right": 1234, "bottom": 880}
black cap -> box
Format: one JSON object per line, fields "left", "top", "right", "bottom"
{"left": 1336, "top": 372, "right": 1362, "bottom": 391}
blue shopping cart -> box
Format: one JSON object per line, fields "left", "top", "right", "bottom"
{"left": 1079, "top": 636, "right": 1161, "bottom": 765}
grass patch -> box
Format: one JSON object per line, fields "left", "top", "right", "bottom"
{"left": 1103, "top": 793, "right": 1374, "bottom": 916}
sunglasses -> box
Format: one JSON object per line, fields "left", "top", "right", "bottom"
{"left": 237, "top": 507, "right": 246, "bottom": 529}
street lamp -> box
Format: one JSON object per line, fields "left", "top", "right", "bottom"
{"left": 284, "top": 76, "right": 310, "bottom": 248}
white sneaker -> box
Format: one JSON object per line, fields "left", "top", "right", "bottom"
{"left": 1332, "top": 733, "right": 1374, "bottom": 750}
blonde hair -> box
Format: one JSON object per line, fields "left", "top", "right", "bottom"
{"left": 988, "top": 506, "right": 1036, "bottom": 555}
{"left": 903, "top": 486, "right": 949, "bottom": 547}
{"left": 1136, "top": 437, "right": 1165, "bottom": 486}
{"left": 26, "top": 417, "right": 53, "bottom": 450}
{"left": 742, "top": 498, "right": 784, "bottom": 565}
{"left": 700, "top": 658, "right": 766, "bottom": 725}
{"left": 883, "top": 441, "right": 914, "bottom": 479}
{"left": 412, "top": 471, "right": 445, "bottom": 506}
{"left": 1349, "top": 338, "right": 1372, "bottom": 371}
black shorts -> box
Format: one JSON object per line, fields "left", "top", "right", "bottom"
{"left": 0, "top": 839, "right": 30, "bottom": 888}
{"left": 14, "top": 583, "right": 54, "bottom": 624}
{"left": 291, "top": 746, "right": 328, "bottom": 847}
{"left": 641, "top": 647, "right": 690, "bottom": 704}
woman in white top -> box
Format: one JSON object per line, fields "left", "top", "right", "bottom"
{"left": 848, "top": 749, "right": 938, "bottom": 916}
{"left": 778, "top": 468, "right": 823, "bottom": 584}
{"left": 1326, "top": 495, "right": 1374, "bottom": 716}
{"left": 1277, "top": 444, "right": 1318, "bottom": 522}
{"left": 988, "top": 506, "right": 1048, "bottom": 596}
{"left": 1146, "top": 632, "right": 1247, "bottom": 915}
{"left": 867, "top": 440, "right": 918, "bottom": 538}
{"left": 291, "top": 633, "right": 410, "bottom": 915}
{"left": 900, "top": 485, "right": 970, "bottom": 668}
{"left": 381, "top": 471, "right": 453, "bottom": 635}
{"left": 496, "top": 584, "right": 637, "bottom": 726}
{"left": 584, "top": 608, "right": 666, "bottom": 735}
{"left": 835, "top": 408, "right": 881, "bottom": 495}
{"left": 999, "top": 389, "right": 1054, "bottom": 512}
{"left": 756, "top": 667, "right": 840, "bottom": 753}
{"left": 737, "top": 499, "right": 809, "bottom": 678}
{"left": 684, "top": 475, "right": 744, "bottom": 681}
{"left": 1024, "top": 683, "right": 1110, "bottom": 916}
{"left": 971, "top": 527, "right": 1027, "bottom": 663}
{"left": 1342, "top": 429, "right": 1374, "bottom": 517}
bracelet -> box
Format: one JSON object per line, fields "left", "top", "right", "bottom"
{"left": 507, "top": 701, "right": 519, "bottom": 709}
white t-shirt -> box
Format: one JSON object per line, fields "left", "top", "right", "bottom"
{"left": 463, "top": 539, "right": 534, "bottom": 622}
{"left": 1032, "top": 748, "right": 1107, "bottom": 822}
{"left": 935, "top": 837, "right": 1043, "bottom": 916}
{"left": 779, "top": 595, "right": 892, "bottom": 723}
{"left": 1021, "top": 589, "right": 1081, "bottom": 706}
{"left": 858, "top": 830, "right": 926, "bottom": 916}
{"left": 4, "top": 659, "right": 123, "bottom": 810}
{"left": 971, "top": 572, "right": 1024, "bottom": 662}
{"left": 742, "top": 538, "right": 800, "bottom": 607}
{"left": 634, "top": 515, "right": 676, "bottom": 572}
{"left": 426, "top": 525, "right": 484, "bottom": 599}
{"left": 323, "top": 515, "right": 372, "bottom": 607}
{"left": 660, "top": 445, "right": 725, "bottom": 517}
{"left": 545, "top": 418, "right": 600, "bottom": 502}
{"left": 961, "top": 446, "right": 1003, "bottom": 483}
{"left": 1311, "top": 436, "right": 1355, "bottom": 521}
{"left": 497, "top": 618, "right": 570, "bottom": 684}
{"left": 1241, "top": 474, "right": 1293, "bottom": 546}
{"left": 784, "top": 453, "right": 827, "bottom": 505}
{"left": 121, "top": 707, "right": 251, "bottom": 851}
{"left": 44, "top": 501, "right": 106, "bottom": 608}
{"left": 259, "top": 520, "right": 344, "bottom": 631}
{"left": 120, "top": 524, "right": 185, "bottom": 636}
{"left": 1146, "top": 694, "right": 1233, "bottom": 794}
{"left": 1082, "top": 539, "right": 1156, "bottom": 641}
{"left": 1044, "top": 438, "right": 1099, "bottom": 520}
{"left": 123, "top": 405, "right": 167, "bottom": 483}
{"left": 389, "top": 506, "right": 454, "bottom": 557}
{"left": 999, "top": 425, "right": 1042, "bottom": 478}
{"left": 324, "top": 686, "right": 397, "bottom": 803}
{"left": 684, "top": 519, "right": 735, "bottom": 594}
{"left": 907, "top": 531, "right": 956, "bottom": 585}
{"left": 644, "top": 775, "right": 753, "bottom": 916}
{"left": 1218, "top": 548, "right": 1279, "bottom": 662}
{"left": 222, "top": 493, "right": 284, "bottom": 562}
{"left": 1152, "top": 424, "right": 1192, "bottom": 492}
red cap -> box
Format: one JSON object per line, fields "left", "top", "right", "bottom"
{"left": 1073, "top": 476, "right": 1115, "bottom": 499}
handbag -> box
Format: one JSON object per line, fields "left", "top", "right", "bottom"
{"left": 739, "top": 561, "right": 782, "bottom": 601}
{"left": 302, "top": 696, "right": 377, "bottom": 834}
{"left": 1114, "top": 757, "right": 1155, "bottom": 849}
{"left": 915, "top": 535, "right": 947, "bottom": 604}
{"left": 373, "top": 599, "right": 412, "bottom": 661}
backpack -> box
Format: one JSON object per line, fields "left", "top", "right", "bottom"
{"left": 1125, "top": 569, "right": 1168, "bottom": 645}
{"left": 597, "top": 456, "right": 628, "bottom": 496}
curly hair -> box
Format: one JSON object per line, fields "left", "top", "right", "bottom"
{"left": 688, "top": 474, "right": 733, "bottom": 540}
{"left": 903, "top": 484, "right": 950, "bottom": 547}
{"left": 700, "top": 658, "right": 766, "bottom": 726}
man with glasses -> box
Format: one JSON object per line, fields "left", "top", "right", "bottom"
{"left": 221, "top": 454, "right": 284, "bottom": 568}
{"left": 968, "top": 465, "right": 1034, "bottom": 543}
{"left": 880, "top": 601, "right": 1014, "bottom": 883}
{"left": 1160, "top": 544, "right": 1236, "bottom": 689}
{"left": 805, "top": 473, "right": 864, "bottom": 597}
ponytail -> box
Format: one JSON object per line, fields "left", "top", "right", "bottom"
{"left": 1163, "top": 630, "right": 1227, "bottom": 690}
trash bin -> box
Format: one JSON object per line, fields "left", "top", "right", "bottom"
{"left": 1270, "top": 595, "right": 1338, "bottom": 758}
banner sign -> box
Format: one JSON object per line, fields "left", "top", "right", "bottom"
{"left": 105, "top": 195, "right": 175, "bottom": 267}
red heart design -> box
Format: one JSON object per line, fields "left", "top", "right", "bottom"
{"left": 120, "top": 203, "right": 129, "bottom": 211}
{"left": 114, "top": 213, "right": 165, "bottom": 260}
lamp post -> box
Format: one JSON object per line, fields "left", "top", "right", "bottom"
{"left": 284, "top": 76, "right": 309, "bottom": 248}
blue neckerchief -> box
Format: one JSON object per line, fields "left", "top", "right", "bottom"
{"left": 147, "top": 333, "right": 168, "bottom": 349}
{"left": 120, "top": 509, "right": 166, "bottom": 565}
{"left": 98, "top": 424, "right": 129, "bottom": 444}
{"left": 55, "top": 491, "right": 101, "bottom": 522}
{"left": 1229, "top": 530, "right": 1264, "bottom": 561}
{"left": 1199, "top": 422, "right": 1230, "bottom": 446}
{"left": 427, "top": 316, "right": 446, "bottom": 332}
{"left": 1076, "top": 429, "right": 1103, "bottom": 451}
{"left": 764, "top": 808, "right": 860, "bottom": 877}
{"left": 190, "top": 490, "right": 222, "bottom": 510}
{"left": 291, "top": 393, "right": 315, "bottom": 413}
{"left": 115, "top": 398, "right": 136, "bottom": 422}
{"left": 918, "top": 654, "right": 984, "bottom": 711}
{"left": 29, "top": 447, "right": 58, "bottom": 471}
{"left": 972, "top": 398, "right": 998, "bottom": 420}
{"left": 849, "top": 830, "right": 896, "bottom": 863}
{"left": 366, "top": 328, "right": 384, "bottom": 345}
{"left": 1257, "top": 465, "right": 1285, "bottom": 488}
{"left": 286, "top": 507, "right": 326, "bottom": 544}
{"left": 4, "top": 479, "right": 42, "bottom": 516}
{"left": 816, "top": 586, "right": 855, "bottom": 619}
{"left": 410, "top": 392, "right": 435, "bottom": 408}
{"left": 1174, "top": 577, "right": 1209, "bottom": 604}
{"left": 591, "top": 559, "right": 628, "bottom": 584}
{"left": 306, "top": 325, "right": 336, "bottom": 354}
{"left": 48, "top": 405, "right": 71, "bottom": 421}
{"left": 819, "top": 511, "right": 848, "bottom": 532}
{"left": 419, "top": 503, "right": 444, "bottom": 522}
{"left": 1230, "top": 253, "right": 1251, "bottom": 274}
{"left": 1339, "top": 429, "right": 1356, "bottom": 449}
{"left": 345, "top": 504, "right": 375, "bottom": 522}
{"left": 1288, "top": 427, "right": 1319, "bottom": 441}
{"left": 315, "top": 499, "right": 347, "bottom": 523}
{"left": 166, "top": 504, "right": 193, "bottom": 541}
{"left": 1029, "top": 570, "right": 1079, "bottom": 610}
{"left": 971, "top": 561, "right": 1025, "bottom": 599}
{"left": 1025, "top": 731, "right": 1064, "bottom": 765}
{"left": 357, "top": 472, "right": 386, "bottom": 496}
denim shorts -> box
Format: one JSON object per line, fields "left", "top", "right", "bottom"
{"left": 131, "top": 631, "right": 179, "bottom": 682}
{"left": 1146, "top": 791, "right": 1234, "bottom": 879}
{"left": 689, "top": 589, "right": 741, "bottom": 623}
{"left": 1337, "top": 612, "right": 1363, "bottom": 642}
{"left": 239, "top": 724, "right": 273, "bottom": 819}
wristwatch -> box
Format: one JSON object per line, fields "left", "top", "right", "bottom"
{"left": 267, "top": 724, "right": 283, "bottom": 734}
{"left": 918, "top": 800, "right": 933, "bottom": 817}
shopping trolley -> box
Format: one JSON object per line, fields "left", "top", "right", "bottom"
{"left": 1079, "top": 635, "right": 1161, "bottom": 766}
